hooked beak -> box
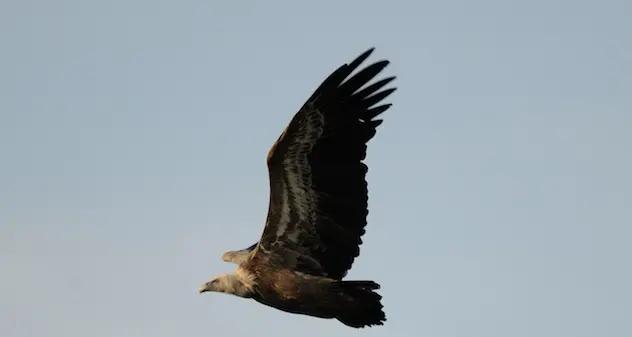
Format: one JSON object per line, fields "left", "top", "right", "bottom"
{"left": 199, "top": 284, "right": 210, "bottom": 294}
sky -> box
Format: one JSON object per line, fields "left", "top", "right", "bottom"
{"left": 1, "top": 0, "right": 631, "bottom": 336}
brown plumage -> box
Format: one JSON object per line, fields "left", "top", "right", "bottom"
{"left": 200, "top": 47, "right": 396, "bottom": 328}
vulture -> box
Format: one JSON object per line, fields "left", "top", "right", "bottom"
{"left": 199, "top": 47, "right": 396, "bottom": 328}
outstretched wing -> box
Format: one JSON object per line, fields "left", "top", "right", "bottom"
{"left": 251, "top": 48, "right": 396, "bottom": 280}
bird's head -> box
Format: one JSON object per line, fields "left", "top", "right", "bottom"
{"left": 199, "top": 275, "right": 225, "bottom": 294}
{"left": 199, "top": 273, "right": 252, "bottom": 298}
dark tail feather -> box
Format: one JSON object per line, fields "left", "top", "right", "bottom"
{"left": 334, "top": 280, "right": 386, "bottom": 328}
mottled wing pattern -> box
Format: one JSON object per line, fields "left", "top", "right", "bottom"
{"left": 253, "top": 48, "right": 396, "bottom": 280}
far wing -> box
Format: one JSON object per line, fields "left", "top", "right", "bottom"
{"left": 222, "top": 242, "right": 258, "bottom": 264}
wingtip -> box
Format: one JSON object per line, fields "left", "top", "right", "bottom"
{"left": 349, "top": 47, "right": 377, "bottom": 69}
{"left": 351, "top": 48, "right": 392, "bottom": 76}
{"left": 373, "top": 59, "right": 391, "bottom": 69}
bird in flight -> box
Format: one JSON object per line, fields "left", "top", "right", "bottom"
{"left": 199, "top": 47, "right": 396, "bottom": 328}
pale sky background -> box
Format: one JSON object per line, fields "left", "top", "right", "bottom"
{"left": 1, "top": 1, "right": 631, "bottom": 337}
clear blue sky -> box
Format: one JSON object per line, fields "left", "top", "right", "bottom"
{"left": 1, "top": 1, "right": 630, "bottom": 336}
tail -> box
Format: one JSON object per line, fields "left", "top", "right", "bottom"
{"left": 334, "top": 280, "right": 386, "bottom": 328}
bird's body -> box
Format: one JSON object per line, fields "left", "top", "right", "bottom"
{"left": 210, "top": 256, "right": 386, "bottom": 328}
{"left": 200, "top": 47, "right": 396, "bottom": 328}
